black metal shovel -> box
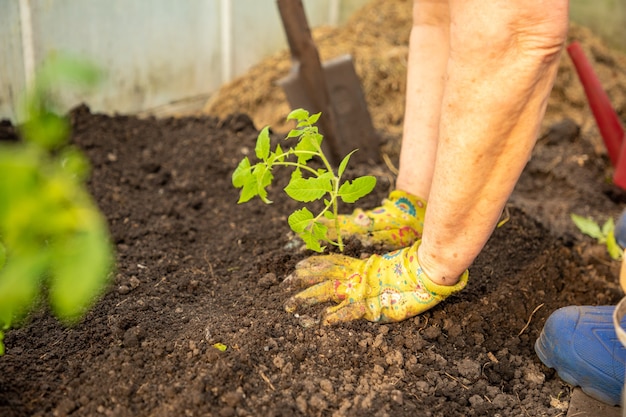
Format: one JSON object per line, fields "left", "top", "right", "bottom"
{"left": 276, "top": 0, "right": 380, "bottom": 165}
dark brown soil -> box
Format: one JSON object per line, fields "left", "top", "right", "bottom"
{"left": 2, "top": 0, "right": 626, "bottom": 414}
{"left": 0, "top": 100, "right": 625, "bottom": 417}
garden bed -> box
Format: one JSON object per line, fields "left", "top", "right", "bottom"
{"left": 0, "top": 102, "right": 624, "bottom": 416}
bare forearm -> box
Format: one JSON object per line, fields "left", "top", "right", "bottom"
{"left": 418, "top": 0, "right": 569, "bottom": 284}
{"left": 397, "top": 1, "right": 450, "bottom": 198}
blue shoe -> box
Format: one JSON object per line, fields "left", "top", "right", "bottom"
{"left": 535, "top": 305, "right": 626, "bottom": 406}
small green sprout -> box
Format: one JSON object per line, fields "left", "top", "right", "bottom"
{"left": 213, "top": 343, "right": 228, "bottom": 352}
{"left": 232, "top": 109, "right": 376, "bottom": 252}
{"left": 571, "top": 213, "right": 622, "bottom": 260}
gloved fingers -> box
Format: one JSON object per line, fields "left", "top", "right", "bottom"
{"left": 296, "top": 254, "right": 357, "bottom": 270}
{"left": 359, "top": 226, "right": 421, "bottom": 249}
{"left": 374, "top": 290, "right": 441, "bottom": 323}
{"left": 283, "top": 254, "right": 359, "bottom": 288}
{"left": 322, "top": 291, "right": 423, "bottom": 325}
{"left": 320, "top": 190, "right": 426, "bottom": 247}
{"left": 322, "top": 289, "right": 444, "bottom": 325}
{"left": 285, "top": 270, "right": 368, "bottom": 313}
{"left": 284, "top": 242, "right": 470, "bottom": 326}
{"left": 370, "top": 269, "right": 470, "bottom": 322}
{"left": 323, "top": 298, "right": 369, "bottom": 325}
{"left": 284, "top": 280, "right": 338, "bottom": 313}
{"left": 322, "top": 223, "right": 420, "bottom": 249}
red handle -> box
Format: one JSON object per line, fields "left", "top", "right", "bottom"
{"left": 567, "top": 41, "right": 625, "bottom": 167}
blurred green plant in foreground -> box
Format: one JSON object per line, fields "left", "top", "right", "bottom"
{"left": 0, "top": 54, "right": 114, "bottom": 354}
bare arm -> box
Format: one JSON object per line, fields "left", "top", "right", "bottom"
{"left": 396, "top": 0, "right": 450, "bottom": 199}
{"left": 418, "top": 0, "right": 570, "bottom": 284}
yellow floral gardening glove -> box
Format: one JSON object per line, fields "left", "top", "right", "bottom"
{"left": 323, "top": 190, "right": 426, "bottom": 249}
{"left": 284, "top": 242, "right": 468, "bottom": 325}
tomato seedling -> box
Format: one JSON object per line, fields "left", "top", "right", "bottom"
{"left": 232, "top": 109, "right": 376, "bottom": 252}
{"left": 571, "top": 213, "right": 622, "bottom": 260}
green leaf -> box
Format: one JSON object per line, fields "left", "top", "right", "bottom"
{"left": 49, "top": 217, "right": 114, "bottom": 321}
{"left": 338, "top": 150, "right": 356, "bottom": 178}
{"left": 289, "top": 211, "right": 329, "bottom": 252}
{"left": 294, "top": 134, "right": 318, "bottom": 164}
{"left": 290, "top": 167, "right": 303, "bottom": 182}
{"left": 0, "top": 250, "right": 48, "bottom": 330}
{"left": 288, "top": 208, "right": 314, "bottom": 233}
{"left": 339, "top": 176, "right": 377, "bottom": 203}
{"left": 20, "top": 55, "right": 102, "bottom": 149}
{"left": 299, "top": 229, "right": 324, "bottom": 253}
{"left": 58, "top": 146, "right": 90, "bottom": 180}
{"left": 274, "top": 144, "right": 285, "bottom": 162}
{"left": 232, "top": 157, "right": 251, "bottom": 188}
{"left": 307, "top": 112, "right": 321, "bottom": 125}
{"left": 36, "top": 54, "right": 102, "bottom": 91}
{"left": 310, "top": 221, "right": 328, "bottom": 241}
{"left": 252, "top": 164, "right": 274, "bottom": 204}
{"left": 238, "top": 176, "right": 260, "bottom": 203}
{"left": 602, "top": 218, "right": 615, "bottom": 237}
{"left": 303, "top": 131, "right": 323, "bottom": 150}
{"left": 284, "top": 176, "right": 332, "bottom": 202}
{"left": 21, "top": 111, "right": 70, "bottom": 150}
{"left": 287, "top": 129, "right": 302, "bottom": 138}
{"left": 255, "top": 127, "right": 271, "bottom": 160}
{"left": 571, "top": 214, "right": 604, "bottom": 241}
{"left": 0, "top": 242, "right": 5, "bottom": 271}
{"left": 607, "top": 230, "right": 623, "bottom": 260}
{"left": 287, "top": 108, "right": 309, "bottom": 122}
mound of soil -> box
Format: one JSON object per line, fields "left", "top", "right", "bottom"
{"left": 1, "top": 0, "right": 626, "bottom": 416}
{"left": 204, "top": 0, "right": 626, "bottom": 150}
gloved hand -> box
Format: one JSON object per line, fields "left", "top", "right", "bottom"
{"left": 323, "top": 190, "right": 426, "bottom": 249}
{"left": 284, "top": 242, "right": 468, "bottom": 325}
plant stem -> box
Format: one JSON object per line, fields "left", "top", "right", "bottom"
{"left": 270, "top": 160, "right": 319, "bottom": 176}
{"left": 302, "top": 128, "right": 345, "bottom": 252}
{"left": 333, "top": 179, "right": 344, "bottom": 252}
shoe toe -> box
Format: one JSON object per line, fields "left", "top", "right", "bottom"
{"left": 535, "top": 305, "right": 625, "bottom": 406}
{"left": 535, "top": 306, "right": 580, "bottom": 373}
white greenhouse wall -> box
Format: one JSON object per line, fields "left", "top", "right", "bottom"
{"left": 2, "top": 1, "right": 623, "bottom": 123}
{"left": 0, "top": 0, "right": 369, "bottom": 122}
{"left": 0, "top": 1, "right": 26, "bottom": 122}
{"left": 570, "top": 0, "right": 626, "bottom": 54}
